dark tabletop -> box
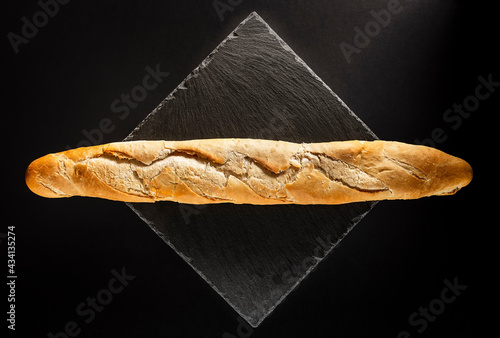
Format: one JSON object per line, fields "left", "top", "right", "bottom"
{"left": 7, "top": 1, "right": 494, "bottom": 337}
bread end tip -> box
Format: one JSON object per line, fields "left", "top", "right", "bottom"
{"left": 25, "top": 155, "right": 67, "bottom": 199}
{"left": 437, "top": 156, "right": 473, "bottom": 196}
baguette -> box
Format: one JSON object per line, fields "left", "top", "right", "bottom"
{"left": 25, "top": 139, "right": 472, "bottom": 205}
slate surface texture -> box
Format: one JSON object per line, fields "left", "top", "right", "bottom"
{"left": 125, "top": 12, "right": 378, "bottom": 327}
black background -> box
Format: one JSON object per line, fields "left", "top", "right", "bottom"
{"left": 4, "top": 0, "right": 495, "bottom": 337}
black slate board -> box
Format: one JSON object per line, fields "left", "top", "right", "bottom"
{"left": 124, "top": 12, "right": 377, "bottom": 327}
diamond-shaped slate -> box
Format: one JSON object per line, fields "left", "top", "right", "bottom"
{"left": 124, "top": 12, "right": 377, "bottom": 327}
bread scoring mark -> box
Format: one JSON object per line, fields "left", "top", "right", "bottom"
{"left": 436, "top": 186, "right": 461, "bottom": 196}
{"left": 383, "top": 154, "right": 428, "bottom": 181}
{"left": 54, "top": 154, "right": 72, "bottom": 181}
{"left": 303, "top": 152, "right": 390, "bottom": 193}
{"left": 61, "top": 154, "right": 153, "bottom": 199}
{"left": 39, "top": 181, "right": 71, "bottom": 197}
{"left": 35, "top": 154, "right": 80, "bottom": 197}
{"left": 103, "top": 148, "right": 173, "bottom": 166}
{"left": 164, "top": 153, "right": 230, "bottom": 201}
{"left": 102, "top": 150, "right": 135, "bottom": 161}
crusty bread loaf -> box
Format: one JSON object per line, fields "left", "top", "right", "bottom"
{"left": 25, "top": 139, "right": 473, "bottom": 205}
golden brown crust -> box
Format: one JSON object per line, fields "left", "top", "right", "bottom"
{"left": 25, "top": 139, "right": 473, "bottom": 205}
